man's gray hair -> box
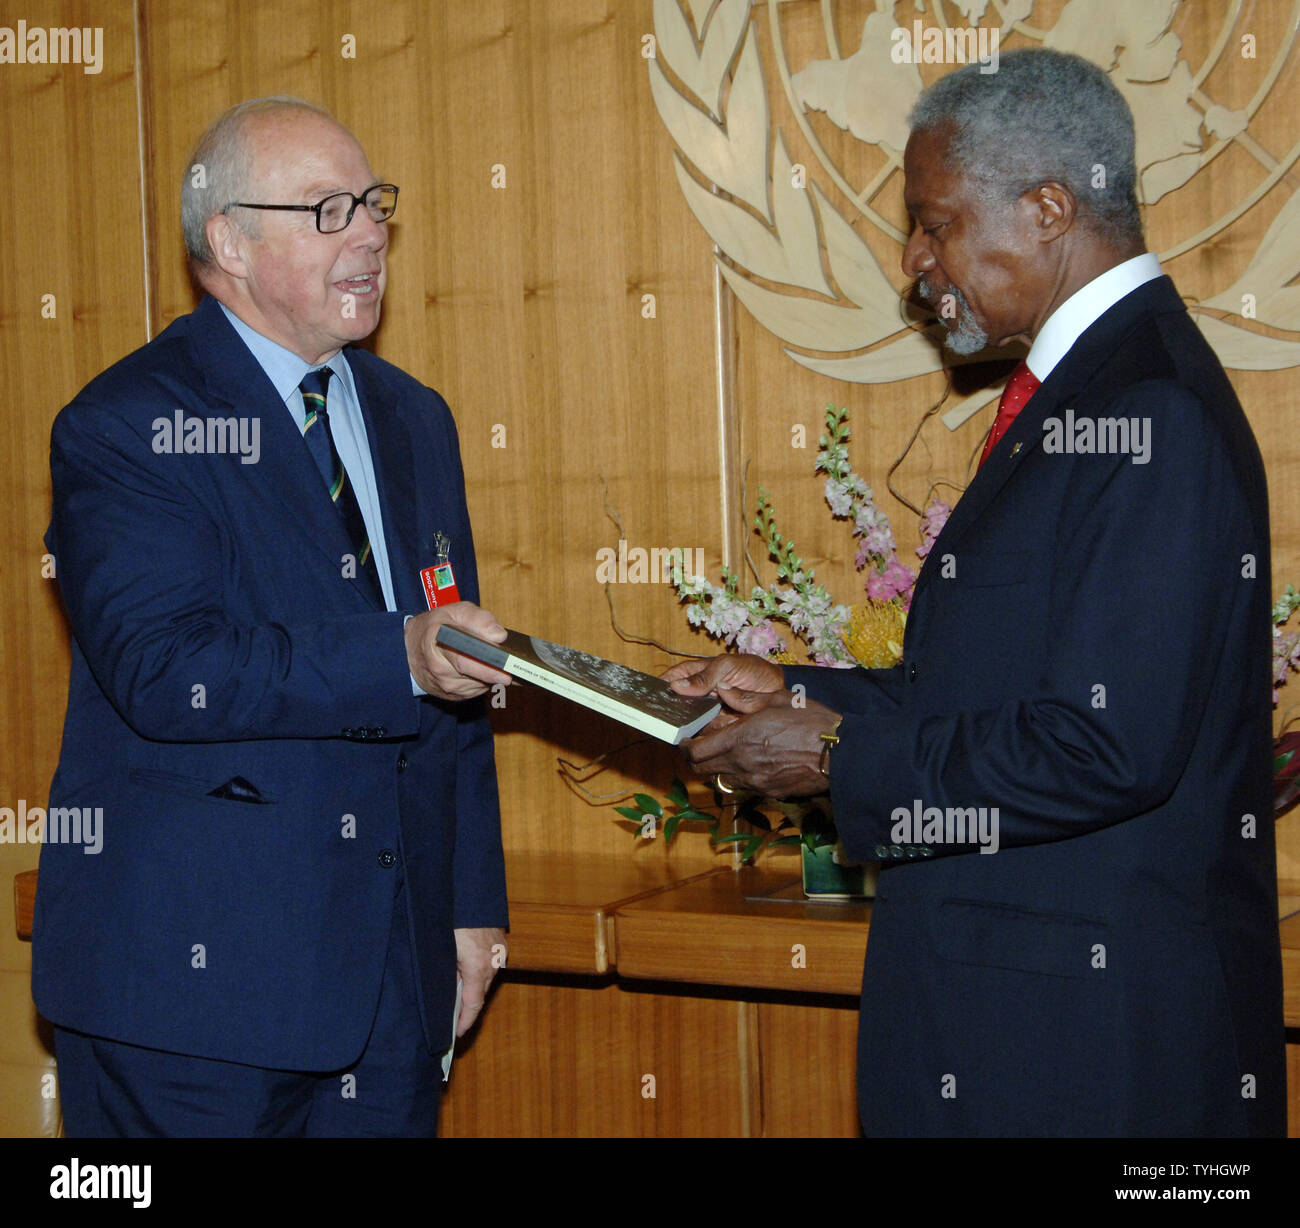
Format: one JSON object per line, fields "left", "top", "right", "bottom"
{"left": 909, "top": 48, "right": 1143, "bottom": 245}
{"left": 181, "top": 97, "right": 336, "bottom": 266}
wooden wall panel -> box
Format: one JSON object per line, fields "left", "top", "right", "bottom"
{"left": 755, "top": 997, "right": 860, "bottom": 1136}
{"left": 0, "top": 0, "right": 145, "bottom": 1134}
{"left": 439, "top": 976, "right": 747, "bottom": 1137}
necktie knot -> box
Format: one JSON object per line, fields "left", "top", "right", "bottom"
{"left": 978, "top": 360, "right": 1041, "bottom": 468}
{"left": 1002, "top": 360, "right": 1041, "bottom": 411}
{"left": 300, "top": 368, "right": 333, "bottom": 425}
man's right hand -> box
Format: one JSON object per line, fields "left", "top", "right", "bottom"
{"left": 405, "top": 602, "right": 513, "bottom": 701}
{"left": 662, "top": 653, "right": 785, "bottom": 697}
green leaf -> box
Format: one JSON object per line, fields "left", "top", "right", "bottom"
{"left": 633, "top": 793, "right": 663, "bottom": 817}
{"left": 614, "top": 806, "right": 644, "bottom": 822}
{"left": 770, "top": 834, "right": 803, "bottom": 847}
{"left": 714, "top": 832, "right": 752, "bottom": 846}
{"left": 664, "top": 813, "right": 683, "bottom": 843}
{"left": 679, "top": 807, "right": 714, "bottom": 824}
{"left": 666, "top": 779, "right": 689, "bottom": 807}
{"left": 739, "top": 836, "right": 764, "bottom": 863}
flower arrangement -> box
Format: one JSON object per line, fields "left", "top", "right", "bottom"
{"left": 669, "top": 405, "right": 948, "bottom": 671}
{"left": 1273, "top": 585, "right": 1300, "bottom": 703}
{"left": 617, "top": 406, "right": 945, "bottom": 862}
{"left": 1272, "top": 585, "right": 1300, "bottom": 815}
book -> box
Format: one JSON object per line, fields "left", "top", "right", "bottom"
{"left": 435, "top": 625, "right": 722, "bottom": 745}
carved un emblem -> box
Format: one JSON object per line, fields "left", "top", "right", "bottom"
{"left": 649, "top": 1, "right": 1300, "bottom": 430}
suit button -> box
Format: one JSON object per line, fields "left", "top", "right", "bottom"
{"left": 377, "top": 849, "right": 397, "bottom": 869}
{"left": 874, "top": 844, "right": 888, "bottom": 859}
{"left": 396, "top": 754, "right": 409, "bottom": 772}
{"left": 343, "top": 727, "right": 356, "bottom": 737}
{"left": 375, "top": 726, "right": 387, "bottom": 737}
{"left": 908, "top": 663, "right": 918, "bottom": 682}
{"left": 888, "top": 844, "right": 904, "bottom": 859}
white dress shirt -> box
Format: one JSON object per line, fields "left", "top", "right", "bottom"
{"left": 1026, "top": 251, "right": 1164, "bottom": 381}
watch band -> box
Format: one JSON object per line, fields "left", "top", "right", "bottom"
{"left": 818, "top": 717, "right": 844, "bottom": 778}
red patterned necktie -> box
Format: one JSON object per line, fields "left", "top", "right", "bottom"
{"left": 978, "top": 360, "right": 1041, "bottom": 468}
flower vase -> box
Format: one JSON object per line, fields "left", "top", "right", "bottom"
{"left": 800, "top": 841, "right": 878, "bottom": 900}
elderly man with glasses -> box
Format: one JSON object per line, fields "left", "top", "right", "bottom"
{"left": 34, "top": 97, "right": 511, "bottom": 1137}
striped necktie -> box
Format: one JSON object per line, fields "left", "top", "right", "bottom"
{"left": 299, "top": 368, "right": 382, "bottom": 602}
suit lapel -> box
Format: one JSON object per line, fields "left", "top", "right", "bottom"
{"left": 184, "top": 297, "right": 383, "bottom": 604}
{"left": 351, "top": 356, "right": 423, "bottom": 611}
{"left": 910, "top": 276, "right": 1183, "bottom": 606}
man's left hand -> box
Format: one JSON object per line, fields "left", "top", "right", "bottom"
{"left": 684, "top": 688, "right": 842, "bottom": 799}
{"left": 453, "top": 926, "right": 507, "bottom": 1037}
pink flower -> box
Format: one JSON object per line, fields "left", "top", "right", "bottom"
{"left": 861, "top": 524, "right": 894, "bottom": 557}
{"left": 735, "top": 620, "right": 785, "bottom": 659}
{"left": 865, "top": 557, "right": 915, "bottom": 603}
{"left": 916, "top": 498, "right": 952, "bottom": 560}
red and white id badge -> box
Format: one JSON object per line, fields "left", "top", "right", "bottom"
{"left": 421, "top": 533, "right": 461, "bottom": 609}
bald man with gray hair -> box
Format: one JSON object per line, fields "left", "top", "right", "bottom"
{"left": 36, "top": 98, "right": 512, "bottom": 1137}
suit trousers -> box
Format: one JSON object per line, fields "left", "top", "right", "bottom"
{"left": 53, "top": 871, "right": 443, "bottom": 1137}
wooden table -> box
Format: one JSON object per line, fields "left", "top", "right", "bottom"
{"left": 613, "top": 865, "right": 870, "bottom": 995}
{"left": 501, "top": 857, "right": 729, "bottom": 975}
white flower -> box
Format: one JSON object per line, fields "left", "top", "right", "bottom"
{"left": 824, "top": 477, "right": 853, "bottom": 517}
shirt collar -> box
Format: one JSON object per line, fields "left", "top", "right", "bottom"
{"left": 216, "top": 300, "right": 352, "bottom": 407}
{"left": 1026, "top": 251, "right": 1163, "bottom": 381}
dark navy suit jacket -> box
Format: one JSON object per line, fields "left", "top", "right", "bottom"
{"left": 788, "top": 276, "right": 1286, "bottom": 1137}
{"left": 33, "top": 295, "right": 507, "bottom": 1071}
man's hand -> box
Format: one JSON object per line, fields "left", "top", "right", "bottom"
{"left": 405, "top": 602, "right": 513, "bottom": 701}
{"left": 662, "top": 652, "right": 785, "bottom": 697}
{"left": 684, "top": 688, "right": 842, "bottom": 799}
{"left": 453, "top": 926, "right": 507, "bottom": 1038}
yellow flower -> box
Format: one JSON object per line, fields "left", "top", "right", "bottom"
{"left": 843, "top": 601, "right": 907, "bottom": 669}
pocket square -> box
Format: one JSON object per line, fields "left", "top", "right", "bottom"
{"left": 207, "top": 776, "right": 271, "bottom": 804}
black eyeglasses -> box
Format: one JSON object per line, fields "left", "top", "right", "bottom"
{"left": 226, "top": 183, "right": 398, "bottom": 233}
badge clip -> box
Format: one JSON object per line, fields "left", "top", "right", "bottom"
{"left": 421, "top": 532, "right": 461, "bottom": 609}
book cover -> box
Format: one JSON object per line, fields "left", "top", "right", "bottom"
{"left": 435, "top": 626, "right": 721, "bottom": 745}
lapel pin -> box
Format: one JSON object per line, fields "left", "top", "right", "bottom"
{"left": 1010, "top": 442, "right": 1023, "bottom": 456}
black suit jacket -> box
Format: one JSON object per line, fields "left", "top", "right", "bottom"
{"left": 788, "top": 276, "right": 1286, "bottom": 1137}
{"left": 34, "top": 295, "right": 507, "bottom": 1070}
